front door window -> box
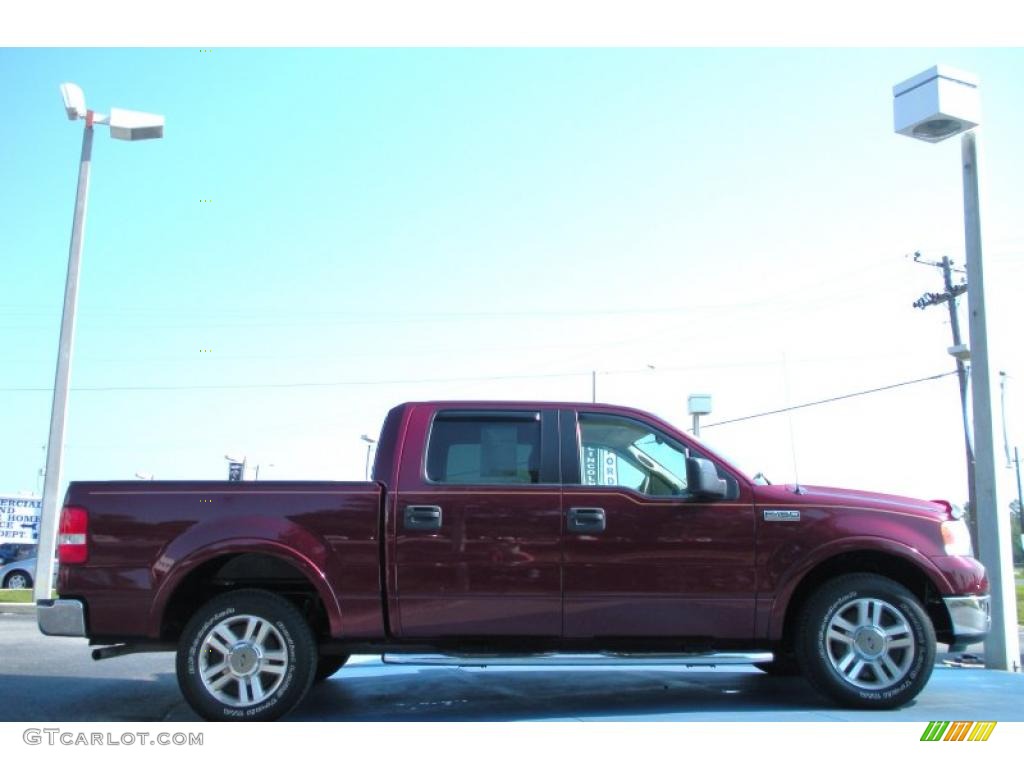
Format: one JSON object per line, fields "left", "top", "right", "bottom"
{"left": 578, "top": 413, "right": 691, "bottom": 497}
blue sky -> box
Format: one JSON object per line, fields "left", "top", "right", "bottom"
{"left": 1, "top": 47, "right": 1023, "bottom": 507}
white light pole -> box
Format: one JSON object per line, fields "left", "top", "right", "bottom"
{"left": 688, "top": 394, "right": 712, "bottom": 437}
{"left": 360, "top": 435, "right": 377, "bottom": 481}
{"left": 253, "top": 463, "right": 274, "bottom": 481}
{"left": 34, "top": 84, "right": 164, "bottom": 604}
{"left": 894, "top": 66, "right": 1020, "bottom": 672}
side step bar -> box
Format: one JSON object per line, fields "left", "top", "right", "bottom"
{"left": 382, "top": 651, "right": 773, "bottom": 667}
{"left": 91, "top": 643, "right": 175, "bottom": 661}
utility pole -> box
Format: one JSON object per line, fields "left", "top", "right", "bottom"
{"left": 1015, "top": 447, "right": 1024, "bottom": 554}
{"left": 912, "top": 252, "right": 978, "bottom": 547}
{"left": 1011, "top": 448, "right": 1019, "bottom": 557}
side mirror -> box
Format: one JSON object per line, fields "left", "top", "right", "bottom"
{"left": 686, "top": 457, "right": 728, "bottom": 500}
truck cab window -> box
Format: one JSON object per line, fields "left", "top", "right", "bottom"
{"left": 578, "top": 413, "right": 689, "bottom": 496}
{"left": 427, "top": 412, "right": 542, "bottom": 484}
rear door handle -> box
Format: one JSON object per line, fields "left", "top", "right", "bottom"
{"left": 567, "top": 507, "right": 606, "bottom": 533}
{"left": 404, "top": 505, "right": 443, "bottom": 531}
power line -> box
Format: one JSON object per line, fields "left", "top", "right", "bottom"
{"left": 701, "top": 371, "right": 959, "bottom": 429}
{"left": 0, "top": 254, "right": 908, "bottom": 330}
{"left": 0, "top": 366, "right": 664, "bottom": 393}
{"left": 0, "top": 359, "right": 954, "bottom": 395}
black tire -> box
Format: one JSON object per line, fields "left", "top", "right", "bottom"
{"left": 3, "top": 571, "right": 32, "bottom": 590}
{"left": 176, "top": 589, "right": 317, "bottom": 721}
{"left": 795, "top": 573, "right": 935, "bottom": 709}
{"left": 314, "top": 654, "right": 350, "bottom": 683}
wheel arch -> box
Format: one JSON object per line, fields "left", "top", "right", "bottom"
{"left": 771, "top": 543, "right": 953, "bottom": 650}
{"left": 153, "top": 542, "right": 342, "bottom": 642}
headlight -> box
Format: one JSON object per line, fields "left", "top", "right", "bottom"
{"left": 941, "top": 519, "right": 974, "bottom": 557}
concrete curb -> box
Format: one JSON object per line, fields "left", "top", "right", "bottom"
{"left": 0, "top": 603, "right": 35, "bottom": 615}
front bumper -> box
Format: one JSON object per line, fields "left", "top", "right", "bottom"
{"left": 943, "top": 594, "right": 990, "bottom": 644}
{"left": 37, "top": 598, "right": 86, "bottom": 637}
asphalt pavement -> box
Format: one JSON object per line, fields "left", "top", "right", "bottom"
{"left": 1, "top": 611, "right": 1022, "bottom": 722}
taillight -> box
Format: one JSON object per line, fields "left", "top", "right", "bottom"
{"left": 58, "top": 505, "right": 88, "bottom": 564}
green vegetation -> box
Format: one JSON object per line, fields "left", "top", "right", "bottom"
{"left": 0, "top": 589, "right": 35, "bottom": 604}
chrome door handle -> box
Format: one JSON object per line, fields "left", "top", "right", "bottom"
{"left": 568, "top": 507, "right": 606, "bottom": 533}
{"left": 404, "top": 505, "right": 443, "bottom": 531}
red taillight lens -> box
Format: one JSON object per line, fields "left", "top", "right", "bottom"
{"left": 58, "top": 505, "right": 88, "bottom": 564}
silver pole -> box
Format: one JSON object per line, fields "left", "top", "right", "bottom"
{"left": 692, "top": 414, "right": 700, "bottom": 437}
{"left": 961, "top": 130, "right": 1020, "bottom": 672}
{"left": 34, "top": 117, "right": 94, "bottom": 603}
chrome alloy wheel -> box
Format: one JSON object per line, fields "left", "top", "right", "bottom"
{"left": 199, "top": 614, "right": 289, "bottom": 707}
{"left": 825, "top": 597, "right": 915, "bottom": 690}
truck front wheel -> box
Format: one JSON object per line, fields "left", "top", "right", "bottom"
{"left": 315, "top": 654, "right": 350, "bottom": 683}
{"left": 796, "top": 574, "right": 935, "bottom": 709}
{"left": 176, "top": 589, "right": 317, "bottom": 721}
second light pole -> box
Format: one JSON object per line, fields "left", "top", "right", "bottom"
{"left": 34, "top": 84, "right": 164, "bottom": 604}
{"left": 361, "top": 434, "right": 376, "bottom": 481}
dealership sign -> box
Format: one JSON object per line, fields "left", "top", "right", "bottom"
{"left": 0, "top": 496, "right": 42, "bottom": 544}
{"left": 582, "top": 446, "right": 618, "bottom": 487}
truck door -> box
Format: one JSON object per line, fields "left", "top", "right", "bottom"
{"left": 393, "top": 407, "right": 562, "bottom": 637}
{"left": 560, "top": 409, "right": 757, "bottom": 640}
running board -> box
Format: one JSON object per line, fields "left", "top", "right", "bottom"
{"left": 381, "top": 651, "right": 774, "bottom": 667}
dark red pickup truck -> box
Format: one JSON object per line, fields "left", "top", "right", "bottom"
{"left": 38, "top": 401, "right": 989, "bottom": 720}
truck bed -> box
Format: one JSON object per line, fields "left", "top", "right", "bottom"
{"left": 60, "top": 480, "right": 384, "bottom": 641}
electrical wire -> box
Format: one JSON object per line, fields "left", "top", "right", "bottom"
{"left": 701, "top": 371, "right": 960, "bottom": 429}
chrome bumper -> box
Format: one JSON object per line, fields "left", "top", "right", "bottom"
{"left": 943, "top": 594, "right": 990, "bottom": 642}
{"left": 37, "top": 599, "right": 86, "bottom": 637}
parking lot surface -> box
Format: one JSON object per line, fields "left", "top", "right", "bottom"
{"left": 1, "top": 612, "right": 1021, "bottom": 722}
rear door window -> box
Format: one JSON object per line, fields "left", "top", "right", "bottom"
{"left": 426, "top": 411, "right": 542, "bottom": 484}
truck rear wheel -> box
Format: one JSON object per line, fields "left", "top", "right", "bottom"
{"left": 795, "top": 573, "right": 935, "bottom": 709}
{"left": 176, "top": 589, "right": 317, "bottom": 721}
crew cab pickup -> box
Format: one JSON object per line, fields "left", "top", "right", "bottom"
{"left": 38, "top": 401, "right": 990, "bottom": 720}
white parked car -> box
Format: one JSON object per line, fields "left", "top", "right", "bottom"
{"left": 0, "top": 558, "right": 57, "bottom": 590}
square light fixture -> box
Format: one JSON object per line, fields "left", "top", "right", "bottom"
{"left": 893, "top": 65, "right": 980, "bottom": 143}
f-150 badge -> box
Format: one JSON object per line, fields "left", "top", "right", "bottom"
{"left": 763, "top": 510, "right": 801, "bottom": 522}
